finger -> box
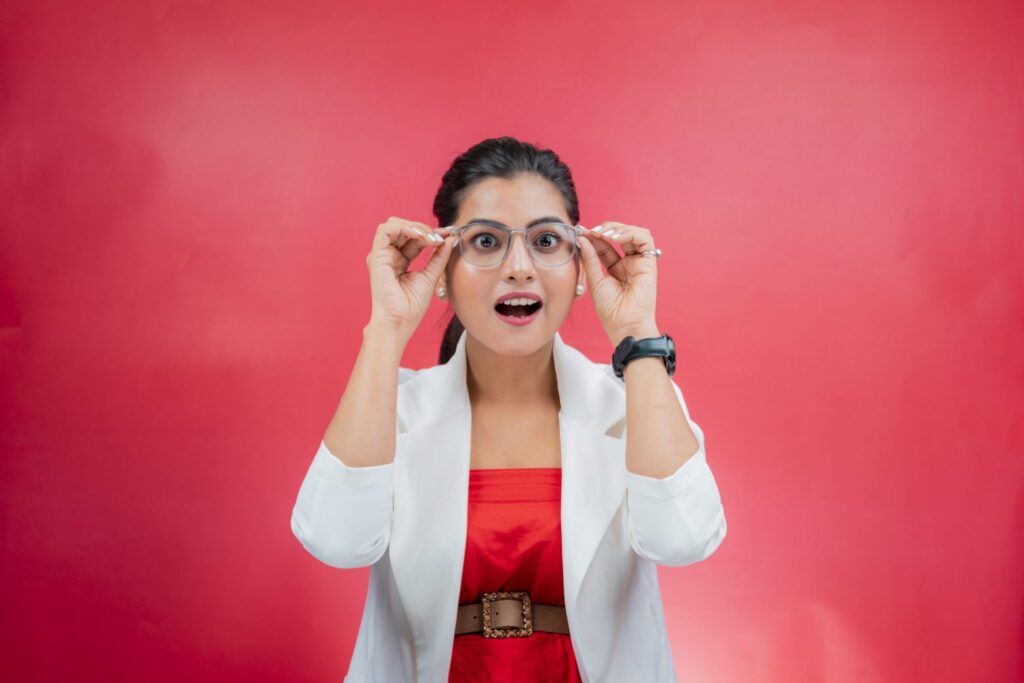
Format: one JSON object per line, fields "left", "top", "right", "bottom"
{"left": 371, "top": 220, "right": 428, "bottom": 256}
{"left": 588, "top": 222, "right": 629, "bottom": 255}
{"left": 396, "top": 222, "right": 445, "bottom": 262}
{"left": 397, "top": 239, "right": 420, "bottom": 263}
{"left": 395, "top": 222, "right": 436, "bottom": 259}
{"left": 408, "top": 221, "right": 448, "bottom": 247}
{"left": 404, "top": 224, "right": 453, "bottom": 264}
{"left": 581, "top": 229, "right": 622, "bottom": 271}
{"left": 419, "top": 234, "right": 459, "bottom": 285}
{"left": 598, "top": 224, "right": 655, "bottom": 256}
{"left": 589, "top": 224, "right": 651, "bottom": 255}
{"left": 577, "top": 231, "right": 607, "bottom": 288}
{"left": 397, "top": 227, "right": 425, "bottom": 262}
{"left": 369, "top": 223, "right": 429, "bottom": 279}
{"left": 372, "top": 220, "right": 412, "bottom": 252}
{"left": 433, "top": 225, "right": 454, "bottom": 244}
{"left": 406, "top": 221, "right": 446, "bottom": 247}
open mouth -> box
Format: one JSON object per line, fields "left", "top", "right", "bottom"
{"left": 494, "top": 301, "right": 543, "bottom": 318}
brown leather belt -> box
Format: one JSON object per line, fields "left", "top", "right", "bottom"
{"left": 455, "top": 591, "right": 569, "bottom": 638}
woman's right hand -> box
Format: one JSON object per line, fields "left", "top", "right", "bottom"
{"left": 365, "top": 217, "right": 458, "bottom": 342}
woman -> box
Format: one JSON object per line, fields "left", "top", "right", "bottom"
{"left": 291, "top": 137, "right": 727, "bottom": 682}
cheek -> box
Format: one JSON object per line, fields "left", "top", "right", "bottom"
{"left": 545, "top": 274, "right": 580, "bottom": 312}
{"left": 448, "top": 264, "right": 489, "bottom": 308}
{"left": 446, "top": 260, "right": 468, "bottom": 290}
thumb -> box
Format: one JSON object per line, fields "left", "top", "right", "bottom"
{"left": 578, "top": 234, "right": 604, "bottom": 288}
{"left": 420, "top": 234, "right": 457, "bottom": 286}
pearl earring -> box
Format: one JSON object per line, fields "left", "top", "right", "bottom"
{"left": 437, "top": 286, "right": 446, "bottom": 298}
{"left": 576, "top": 284, "right": 584, "bottom": 296}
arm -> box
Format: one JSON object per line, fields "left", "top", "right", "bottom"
{"left": 290, "top": 323, "right": 416, "bottom": 569}
{"left": 614, "top": 334, "right": 727, "bottom": 567}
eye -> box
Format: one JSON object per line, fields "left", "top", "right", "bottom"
{"left": 471, "top": 233, "right": 499, "bottom": 249}
{"left": 533, "top": 232, "right": 561, "bottom": 248}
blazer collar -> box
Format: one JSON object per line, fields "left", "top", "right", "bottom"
{"left": 396, "top": 328, "right": 624, "bottom": 436}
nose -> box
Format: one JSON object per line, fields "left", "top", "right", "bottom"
{"left": 501, "top": 231, "right": 537, "bottom": 279}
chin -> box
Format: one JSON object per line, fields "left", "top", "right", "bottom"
{"left": 476, "top": 323, "right": 547, "bottom": 356}
{"left": 489, "top": 335, "right": 545, "bottom": 357}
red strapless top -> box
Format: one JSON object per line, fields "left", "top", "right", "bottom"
{"left": 448, "top": 467, "right": 583, "bottom": 682}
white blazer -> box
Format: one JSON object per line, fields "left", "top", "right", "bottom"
{"left": 291, "top": 329, "right": 727, "bottom": 682}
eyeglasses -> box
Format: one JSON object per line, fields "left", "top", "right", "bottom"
{"left": 452, "top": 220, "right": 583, "bottom": 268}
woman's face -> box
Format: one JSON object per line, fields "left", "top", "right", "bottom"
{"left": 441, "top": 173, "right": 586, "bottom": 357}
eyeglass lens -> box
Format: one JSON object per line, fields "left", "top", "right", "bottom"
{"left": 459, "top": 223, "right": 576, "bottom": 267}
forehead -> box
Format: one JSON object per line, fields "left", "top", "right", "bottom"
{"left": 456, "top": 174, "right": 568, "bottom": 223}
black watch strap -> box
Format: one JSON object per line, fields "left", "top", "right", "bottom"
{"left": 612, "top": 333, "right": 676, "bottom": 378}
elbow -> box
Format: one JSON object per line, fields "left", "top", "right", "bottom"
{"left": 629, "top": 503, "right": 728, "bottom": 567}
{"left": 683, "top": 506, "right": 727, "bottom": 566}
{"left": 290, "top": 506, "right": 391, "bottom": 569}
{"left": 290, "top": 444, "right": 396, "bottom": 569}
{"left": 625, "top": 439, "right": 728, "bottom": 567}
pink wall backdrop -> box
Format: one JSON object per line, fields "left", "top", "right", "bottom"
{"left": 2, "top": 0, "right": 1021, "bottom": 680}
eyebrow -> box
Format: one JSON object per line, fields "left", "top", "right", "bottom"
{"left": 464, "top": 216, "right": 567, "bottom": 228}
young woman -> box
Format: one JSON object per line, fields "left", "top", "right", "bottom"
{"left": 291, "top": 137, "right": 727, "bottom": 682}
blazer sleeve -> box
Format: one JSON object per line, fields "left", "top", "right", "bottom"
{"left": 621, "top": 371, "right": 728, "bottom": 567}
{"left": 290, "top": 366, "right": 420, "bottom": 569}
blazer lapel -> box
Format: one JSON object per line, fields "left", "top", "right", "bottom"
{"left": 389, "top": 329, "right": 626, "bottom": 678}
{"left": 550, "top": 333, "right": 628, "bottom": 620}
{"left": 388, "top": 331, "right": 473, "bottom": 680}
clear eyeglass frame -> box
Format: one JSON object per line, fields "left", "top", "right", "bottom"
{"left": 451, "top": 220, "right": 584, "bottom": 268}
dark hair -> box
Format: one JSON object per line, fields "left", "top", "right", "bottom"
{"left": 432, "top": 136, "right": 581, "bottom": 365}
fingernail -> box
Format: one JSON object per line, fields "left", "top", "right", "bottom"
{"left": 593, "top": 225, "right": 604, "bottom": 232}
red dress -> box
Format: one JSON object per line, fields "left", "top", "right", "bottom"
{"left": 448, "top": 467, "right": 584, "bottom": 682}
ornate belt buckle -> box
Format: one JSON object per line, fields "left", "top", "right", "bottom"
{"left": 481, "top": 590, "right": 533, "bottom": 638}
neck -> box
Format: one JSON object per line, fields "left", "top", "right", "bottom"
{"left": 464, "top": 334, "right": 560, "bottom": 410}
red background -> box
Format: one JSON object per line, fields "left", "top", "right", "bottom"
{"left": 2, "top": 0, "right": 1022, "bottom": 680}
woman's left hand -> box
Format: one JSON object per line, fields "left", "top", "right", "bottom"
{"left": 577, "top": 221, "right": 662, "bottom": 346}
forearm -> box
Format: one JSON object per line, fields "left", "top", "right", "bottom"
{"left": 322, "top": 322, "right": 407, "bottom": 468}
{"left": 627, "top": 455, "right": 727, "bottom": 566}
{"left": 620, "top": 327, "right": 700, "bottom": 479}
{"left": 617, "top": 327, "right": 727, "bottom": 565}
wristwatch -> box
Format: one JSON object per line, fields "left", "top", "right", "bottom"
{"left": 612, "top": 333, "right": 676, "bottom": 378}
